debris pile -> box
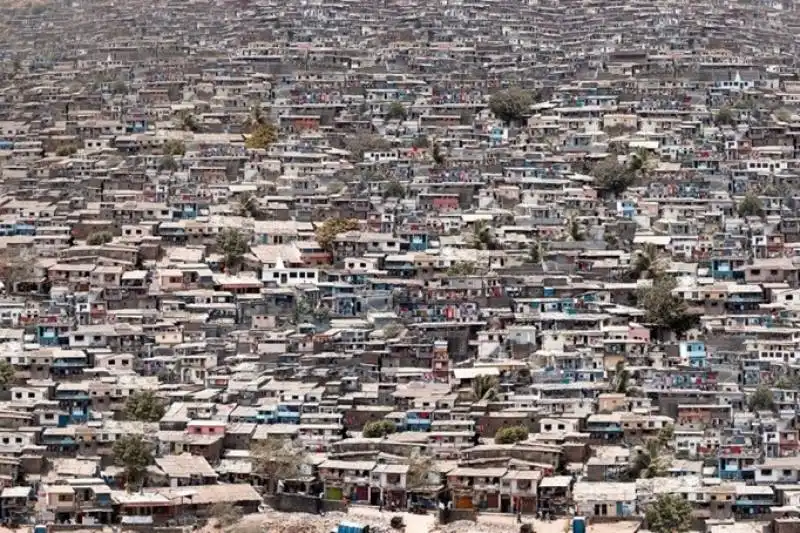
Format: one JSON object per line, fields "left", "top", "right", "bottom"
{"left": 219, "top": 511, "right": 390, "bottom": 533}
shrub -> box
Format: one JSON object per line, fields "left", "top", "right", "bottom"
{"left": 494, "top": 425, "right": 529, "bottom": 444}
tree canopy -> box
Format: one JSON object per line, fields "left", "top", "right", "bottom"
{"left": 362, "top": 420, "right": 397, "bottom": 438}
{"left": 738, "top": 192, "right": 764, "bottom": 218}
{"left": 714, "top": 106, "right": 735, "bottom": 126}
{"left": 0, "top": 360, "right": 15, "bottom": 387}
{"left": 645, "top": 493, "right": 693, "bottom": 533}
{"left": 163, "top": 139, "right": 185, "bottom": 156}
{"left": 251, "top": 438, "right": 307, "bottom": 493}
{"left": 315, "top": 218, "right": 360, "bottom": 252}
{"left": 637, "top": 276, "right": 697, "bottom": 337}
{"left": 749, "top": 385, "right": 775, "bottom": 411}
{"left": 488, "top": 88, "right": 533, "bottom": 123}
{"left": 629, "top": 439, "right": 669, "bottom": 479}
{"left": 471, "top": 374, "right": 499, "bottom": 401}
{"left": 216, "top": 228, "right": 250, "bottom": 273}
{"left": 406, "top": 451, "right": 434, "bottom": 490}
{"left": 469, "top": 220, "right": 499, "bottom": 250}
{"left": 630, "top": 243, "right": 663, "bottom": 280}
{"left": 494, "top": 425, "right": 529, "bottom": 444}
{"left": 386, "top": 101, "right": 407, "bottom": 121}
{"left": 112, "top": 435, "right": 153, "bottom": 489}
{"left": 87, "top": 231, "right": 113, "bottom": 246}
{"left": 245, "top": 123, "right": 279, "bottom": 150}
{"left": 592, "top": 157, "right": 636, "bottom": 196}
{"left": 124, "top": 391, "right": 165, "bottom": 422}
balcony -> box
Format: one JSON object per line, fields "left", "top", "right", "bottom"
{"left": 587, "top": 424, "right": 623, "bottom": 432}
{"left": 53, "top": 359, "right": 87, "bottom": 368}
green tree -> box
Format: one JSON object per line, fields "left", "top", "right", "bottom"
{"left": 488, "top": 88, "right": 533, "bottom": 123}
{"left": 386, "top": 101, "right": 407, "bottom": 121}
{"left": 529, "top": 241, "right": 543, "bottom": 264}
{"left": 637, "top": 276, "right": 697, "bottom": 337}
{"left": 315, "top": 218, "right": 360, "bottom": 252}
{"left": 749, "top": 386, "right": 775, "bottom": 411}
{"left": 243, "top": 104, "right": 268, "bottom": 132}
{"left": 382, "top": 323, "right": 405, "bottom": 338}
{"left": 432, "top": 141, "right": 446, "bottom": 166}
{"left": 494, "top": 425, "right": 529, "bottom": 444}
{"left": 158, "top": 155, "right": 178, "bottom": 172}
{"left": 469, "top": 220, "right": 499, "bottom": 250}
{"left": 87, "top": 231, "right": 113, "bottom": 246}
{"left": 112, "top": 435, "right": 153, "bottom": 489}
{"left": 567, "top": 214, "right": 584, "bottom": 242}
{"left": 384, "top": 180, "right": 405, "bottom": 199}
{"left": 176, "top": 111, "right": 198, "bottom": 132}
{"left": 362, "top": 420, "right": 397, "bottom": 438}
{"left": 208, "top": 502, "right": 243, "bottom": 528}
{"left": 0, "top": 360, "right": 16, "bottom": 386}
{"left": 645, "top": 493, "right": 693, "bottom": 533}
{"left": 55, "top": 144, "right": 78, "bottom": 157}
{"left": 406, "top": 451, "right": 434, "bottom": 490}
{"left": 630, "top": 439, "right": 669, "bottom": 479}
{"left": 630, "top": 243, "right": 663, "bottom": 280}
{"left": 163, "top": 139, "right": 185, "bottom": 156}
{"left": 123, "top": 391, "right": 165, "bottom": 422}
{"left": 628, "top": 147, "right": 654, "bottom": 182}
{"left": 290, "top": 294, "right": 313, "bottom": 325}
{"left": 738, "top": 193, "right": 764, "bottom": 218}
{"left": 216, "top": 228, "right": 250, "bottom": 273}
{"left": 714, "top": 106, "right": 734, "bottom": 126}
{"left": 411, "top": 135, "right": 429, "bottom": 149}
{"left": 251, "top": 438, "right": 307, "bottom": 493}
{"left": 470, "top": 374, "right": 499, "bottom": 401}
{"left": 447, "top": 262, "right": 479, "bottom": 276}
{"left": 776, "top": 108, "right": 793, "bottom": 122}
{"left": 593, "top": 158, "right": 635, "bottom": 196}
{"left": 235, "top": 193, "right": 263, "bottom": 220}
{"left": 245, "top": 123, "right": 279, "bottom": 150}
{"left": 614, "top": 360, "right": 630, "bottom": 394}
{"left": 657, "top": 425, "right": 675, "bottom": 449}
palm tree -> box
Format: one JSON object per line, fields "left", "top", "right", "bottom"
{"left": 469, "top": 221, "right": 498, "bottom": 250}
{"left": 631, "top": 439, "right": 669, "bottom": 479}
{"left": 630, "top": 243, "right": 663, "bottom": 280}
{"left": 470, "top": 375, "right": 499, "bottom": 401}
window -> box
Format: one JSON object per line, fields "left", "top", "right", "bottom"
{"left": 761, "top": 469, "right": 772, "bottom": 476}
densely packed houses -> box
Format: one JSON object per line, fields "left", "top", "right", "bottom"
{"left": 2, "top": 0, "right": 800, "bottom": 532}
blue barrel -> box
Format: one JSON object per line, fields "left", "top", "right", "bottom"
{"left": 33, "top": 525, "right": 47, "bottom": 533}
{"left": 337, "top": 522, "right": 368, "bottom": 533}
{"left": 572, "top": 517, "right": 586, "bottom": 533}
